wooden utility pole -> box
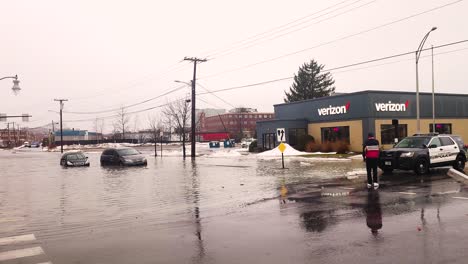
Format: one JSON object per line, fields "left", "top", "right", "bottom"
{"left": 54, "top": 99, "right": 68, "bottom": 153}
{"left": 183, "top": 57, "right": 207, "bottom": 158}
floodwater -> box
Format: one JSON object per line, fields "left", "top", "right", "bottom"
{"left": 1, "top": 146, "right": 468, "bottom": 263}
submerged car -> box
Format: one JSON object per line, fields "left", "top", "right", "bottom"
{"left": 379, "top": 134, "right": 466, "bottom": 174}
{"left": 100, "top": 147, "right": 147, "bottom": 166}
{"left": 60, "top": 151, "right": 90, "bottom": 167}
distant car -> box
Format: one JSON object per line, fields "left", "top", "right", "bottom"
{"left": 100, "top": 147, "right": 147, "bottom": 166}
{"left": 23, "top": 141, "right": 31, "bottom": 148}
{"left": 379, "top": 134, "right": 466, "bottom": 174}
{"left": 241, "top": 138, "right": 254, "bottom": 148}
{"left": 60, "top": 151, "right": 90, "bottom": 167}
{"left": 31, "top": 142, "right": 41, "bottom": 148}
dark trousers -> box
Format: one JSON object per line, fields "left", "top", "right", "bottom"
{"left": 366, "top": 158, "right": 378, "bottom": 184}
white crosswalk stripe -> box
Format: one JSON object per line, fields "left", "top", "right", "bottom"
{"left": 0, "top": 234, "right": 36, "bottom": 246}
{"left": 0, "top": 247, "right": 44, "bottom": 261}
{"left": 0, "top": 234, "right": 52, "bottom": 263}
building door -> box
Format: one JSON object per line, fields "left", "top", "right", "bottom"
{"left": 262, "top": 133, "right": 275, "bottom": 150}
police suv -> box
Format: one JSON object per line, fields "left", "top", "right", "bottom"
{"left": 379, "top": 134, "right": 466, "bottom": 175}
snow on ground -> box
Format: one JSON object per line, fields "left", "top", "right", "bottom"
{"left": 309, "top": 152, "right": 337, "bottom": 155}
{"left": 349, "top": 154, "right": 364, "bottom": 160}
{"left": 257, "top": 143, "right": 307, "bottom": 157}
{"left": 256, "top": 143, "right": 351, "bottom": 161}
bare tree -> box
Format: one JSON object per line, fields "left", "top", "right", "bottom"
{"left": 148, "top": 115, "right": 162, "bottom": 156}
{"left": 163, "top": 99, "right": 190, "bottom": 158}
{"left": 113, "top": 106, "right": 131, "bottom": 141}
{"left": 98, "top": 119, "right": 105, "bottom": 142}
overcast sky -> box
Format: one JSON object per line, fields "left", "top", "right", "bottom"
{"left": 1, "top": 0, "right": 467, "bottom": 132}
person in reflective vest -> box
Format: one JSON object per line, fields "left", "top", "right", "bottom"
{"left": 363, "top": 132, "right": 380, "bottom": 189}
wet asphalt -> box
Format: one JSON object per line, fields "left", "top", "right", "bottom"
{"left": 1, "top": 146, "right": 468, "bottom": 264}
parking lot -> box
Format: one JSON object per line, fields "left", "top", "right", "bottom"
{"left": 1, "top": 147, "right": 468, "bottom": 263}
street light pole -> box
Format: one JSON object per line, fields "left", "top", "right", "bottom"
{"left": 415, "top": 27, "right": 437, "bottom": 134}
{"left": 54, "top": 99, "right": 68, "bottom": 153}
{"left": 431, "top": 45, "right": 436, "bottom": 133}
{"left": 0, "top": 75, "right": 21, "bottom": 95}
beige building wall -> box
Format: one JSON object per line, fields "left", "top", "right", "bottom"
{"left": 308, "top": 120, "right": 363, "bottom": 152}
{"left": 375, "top": 118, "right": 468, "bottom": 149}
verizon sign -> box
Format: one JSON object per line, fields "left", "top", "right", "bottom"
{"left": 375, "top": 100, "right": 409, "bottom": 112}
{"left": 318, "top": 102, "right": 350, "bottom": 116}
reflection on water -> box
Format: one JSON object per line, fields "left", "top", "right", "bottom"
{"left": 300, "top": 210, "right": 338, "bottom": 233}
{"left": 365, "top": 190, "right": 383, "bottom": 235}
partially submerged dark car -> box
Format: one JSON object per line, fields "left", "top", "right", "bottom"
{"left": 60, "top": 151, "right": 90, "bottom": 167}
{"left": 100, "top": 147, "right": 147, "bottom": 166}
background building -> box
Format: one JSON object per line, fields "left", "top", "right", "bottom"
{"left": 200, "top": 108, "right": 274, "bottom": 141}
{"left": 257, "top": 90, "right": 468, "bottom": 152}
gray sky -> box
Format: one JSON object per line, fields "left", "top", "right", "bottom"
{"left": 1, "top": 0, "right": 467, "bottom": 132}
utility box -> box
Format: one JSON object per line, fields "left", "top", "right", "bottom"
{"left": 223, "top": 139, "right": 234, "bottom": 148}
{"left": 209, "top": 141, "right": 220, "bottom": 148}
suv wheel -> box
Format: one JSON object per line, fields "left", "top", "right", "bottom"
{"left": 453, "top": 155, "right": 466, "bottom": 171}
{"left": 415, "top": 159, "right": 429, "bottom": 175}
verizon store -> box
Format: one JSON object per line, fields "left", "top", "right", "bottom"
{"left": 256, "top": 90, "right": 468, "bottom": 152}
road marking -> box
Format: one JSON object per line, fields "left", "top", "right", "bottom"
{"left": 36, "top": 262, "right": 53, "bottom": 264}
{"left": 0, "top": 234, "right": 36, "bottom": 246}
{"left": 0, "top": 246, "right": 44, "bottom": 261}
{"left": 453, "top": 196, "right": 468, "bottom": 200}
{"left": 398, "top": 192, "right": 417, "bottom": 195}
{"left": 432, "top": 190, "right": 460, "bottom": 195}
{"left": 340, "top": 187, "right": 355, "bottom": 190}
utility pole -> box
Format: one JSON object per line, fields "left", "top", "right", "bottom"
{"left": 7, "top": 123, "right": 11, "bottom": 148}
{"left": 54, "top": 99, "right": 68, "bottom": 153}
{"left": 183, "top": 57, "right": 207, "bottom": 158}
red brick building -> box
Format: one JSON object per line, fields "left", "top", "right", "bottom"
{"left": 199, "top": 109, "right": 274, "bottom": 140}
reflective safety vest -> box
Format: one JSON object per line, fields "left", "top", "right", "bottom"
{"left": 365, "top": 144, "right": 380, "bottom": 159}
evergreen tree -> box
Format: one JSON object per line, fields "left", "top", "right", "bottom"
{"left": 284, "top": 60, "right": 335, "bottom": 103}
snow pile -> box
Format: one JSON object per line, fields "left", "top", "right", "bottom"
{"left": 257, "top": 143, "right": 307, "bottom": 157}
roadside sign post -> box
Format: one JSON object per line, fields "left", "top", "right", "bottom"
{"left": 276, "top": 128, "right": 286, "bottom": 169}
{"left": 160, "top": 131, "right": 164, "bottom": 157}
{"left": 278, "top": 142, "right": 286, "bottom": 169}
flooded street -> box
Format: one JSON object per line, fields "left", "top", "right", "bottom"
{"left": 1, "top": 146, "right": 468, "bottom": 263}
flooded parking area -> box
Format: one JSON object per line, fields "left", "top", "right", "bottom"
{"left": 1, "top": 146, "right": 468, "bottom": 263}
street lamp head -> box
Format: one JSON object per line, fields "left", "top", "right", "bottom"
{"left": 431, "top": 26, "right": 437, "bottom": 31}
{"left": 11, "top": 77, "right": 21, "bottom": 96}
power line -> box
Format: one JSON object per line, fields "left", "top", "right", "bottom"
{"left": 332, "top": 46, "right": 468, "bottom": 74}
{"left": 201, "top": 0, "right": 357, "bottom": 58}
{"left": 196, "top": 82, "right": 236, "bottom": 109}
{"left": 200, "top": 0, "right": 464, "bottom": 80}
{"left": 197, "top": 39, "right": 468, "bottom": 95}
{"left": 70, "top": 61, "right": 191, "bottom": 102}
{"left": 205, "top": 0, "right": 375, "bottom": 59}
{"left": 64, "top": 84, "right": 187, "bottom": 114}
{"left": 64, "top": 99, "right": 186, "bottom": 123}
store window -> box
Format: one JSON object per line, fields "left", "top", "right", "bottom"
{"left": 321, "top": 126, "right": 350, "bottom": 143}
{"left": 380, "top": 124, "right": 408, "bottom": 144}
{"left": 288, "top": 128, "right": 306, "bottom": 147}
{"left": 429, "top": 123, "right": 452, "bottom": 134}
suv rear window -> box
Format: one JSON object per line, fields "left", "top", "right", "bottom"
{"left": 451, "top": 136, "right": 465, "bottom": 149}
{"left": 440, "top": 137, "right": 455, "bottom": 146}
